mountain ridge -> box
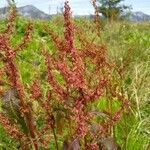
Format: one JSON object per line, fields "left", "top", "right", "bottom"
{"left": 130, "top": 11, "right": 150, "bottom": 21}
{"left": 0, "top": 5, "right": 50, "bottom": 19}
{"left": 0, "top": 5, "right": 150, "bottom": 21}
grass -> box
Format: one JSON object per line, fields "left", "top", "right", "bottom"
{"left": 0, "top": 15, "right": 150, "bottom": 149}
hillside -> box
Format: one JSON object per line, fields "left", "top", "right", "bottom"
{"left": 0, "top": 5, "right": 50, "bottom": 19}
{"left": 130, "top": 11, "right": 150, "bottom": 21}
{"left": 0, "top": 5, "right": 150, "bottom": 21}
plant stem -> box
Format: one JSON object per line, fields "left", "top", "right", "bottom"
{"left": 52, "top": 127, "right": 59, "bottom": 150}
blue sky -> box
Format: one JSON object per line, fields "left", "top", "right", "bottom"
{"left": 0, "top": 0, "right": 150, "bottom": 15}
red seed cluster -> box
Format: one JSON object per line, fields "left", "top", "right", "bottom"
{"left": 15, "top": 23, "right": 33, "bottom": 51}
{"left": 64, "top": 1, "right": 74, "bottom": 50}
{"left": 0, "top": 6, "right": 38, "bottom": 149}
{"left": 4, "top": 6, "right": 17, "bottom": 34}
{"left": 30, "top": 80, "right": 42, "bottom": 99}
{"left": 85, "top": 143, "right": 99, "bottom": 150}
{"left": 0, "top": 113, "right": 27, "bottom": 140}
{"left": 0, "top": 1, "right": 130, "bottom": 149}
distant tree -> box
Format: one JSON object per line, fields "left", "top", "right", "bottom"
{"left": 6, "top": 0, "right": 15, "bottom": 5}
{"left": 97, "top": 0, "right": 130, "bottom": 21}
{"left": 6, "top": 0, "right": 16, "bottom": 7}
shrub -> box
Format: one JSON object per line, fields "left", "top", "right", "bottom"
{"left": 0, "top": 1, "right": 130, "bottom": 149}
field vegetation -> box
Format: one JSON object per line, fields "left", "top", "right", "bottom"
{"left": 0, "top": 1, "right": 150, "bottom": 150}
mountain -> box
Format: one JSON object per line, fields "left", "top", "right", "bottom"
{"left": 0, "top": 7, "right": 7, "bottom": 19}
{"left": 75, "top": 12, "right": 150, "bottom": 21}
{"left": 74, "top": 12, "right": 150, "bottom": 21}
{"left": 18, "top": 5, "right": 50, "bottom": 19}
{"left": 0, "top": 5, "right": 50, "bottom": 19}
{"left": 0, "top": 5, "right": 150, "bottom": 21}
{"left": 130, "top": 11, "right": 150, "bottom": 21}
